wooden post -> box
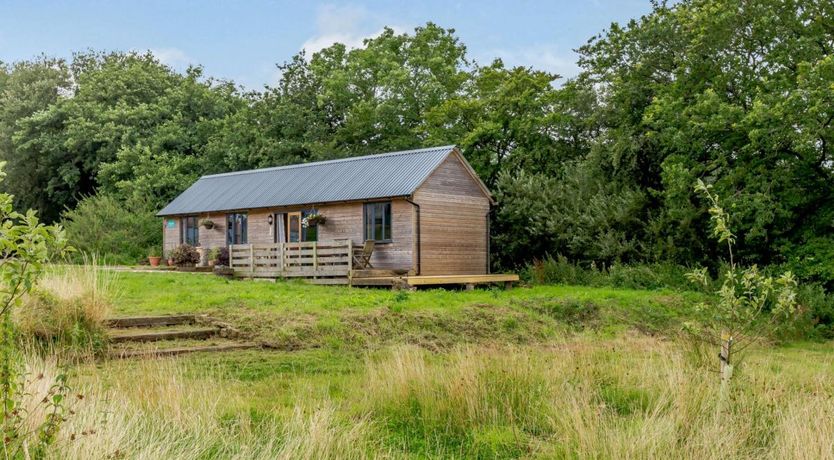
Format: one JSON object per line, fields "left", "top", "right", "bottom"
{"left": 347, "top": 239, "right": 353, "bottom": 287}
{"left": 249, "top": 244, "right": 254, "bottom": 276}
{"left": 465, "top": 283, "right": 475, "bottom": 291}
{"left": 279, "top": 243, "right": 285, "bottom": 277}
{"left": 313, "top": 243, "right": 318, "bottom": 279}
{"left": 720, "top": 334, "right": 733, "bottom": 383}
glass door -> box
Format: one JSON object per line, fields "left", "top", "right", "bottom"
{"left": 286, "top": 212, "right": 302, "bottom": 243}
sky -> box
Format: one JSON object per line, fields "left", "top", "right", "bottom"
{"left": 0, "top": 0, "right": 654, "bottom": 89}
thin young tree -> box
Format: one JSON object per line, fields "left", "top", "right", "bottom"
{"left": 0, "top": 161, "right": 70, "bottom": 457}
{"left": 686, "top": 180, "right": 799, "bottom": 382}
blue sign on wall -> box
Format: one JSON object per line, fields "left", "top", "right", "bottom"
{"left": 166, "top": 219, "right": 176, "bottom": 228}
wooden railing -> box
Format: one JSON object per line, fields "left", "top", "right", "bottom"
{"left": 229, "top": 240, "right": 353, "bottom": 278}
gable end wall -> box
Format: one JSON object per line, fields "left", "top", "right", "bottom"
{"left": 412, "top": 154, "right": 491, "bottom": 275}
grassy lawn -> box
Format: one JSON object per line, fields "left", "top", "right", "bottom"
{"left": 43, "top": 272, "right": 832, "bottom": 458}
{"left": 112, "top": 272, "right": 705, "bottom": 350}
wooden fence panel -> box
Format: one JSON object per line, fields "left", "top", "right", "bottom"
{"left": 230, "top": 241, "right": 352, "bottom": 278}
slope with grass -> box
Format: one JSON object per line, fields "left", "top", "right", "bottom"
{"left": 113, "top": 272, "right": 705, "bottom": 350}
{"left": 19, "top": 270, "right": 834, "bottom": 459}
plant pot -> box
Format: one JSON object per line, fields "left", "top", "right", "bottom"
{"left": 167, "top": 258, "right": 174, "bottom": 267}
{"left": 148, "top": 256, "right": 161, "bottom": 267}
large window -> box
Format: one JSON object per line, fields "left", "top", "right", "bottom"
{"left": 226, "top": 213, "right": 248, "bottom": 245}
{"left": 181, "top": 216, "right": 199, "bottom": 246}
{"left": 363, "top": 202, "right": 392, "bottom": 242}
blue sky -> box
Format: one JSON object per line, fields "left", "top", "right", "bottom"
{"left": 1, "top": 0, "right": 654, "bottom": 89}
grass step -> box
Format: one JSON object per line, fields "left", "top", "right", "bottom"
{"left": 109, "top": 327, "right": 218, "bottom": 343}
{"left": 108, "top": 343, "right": 261, "bottom": 359}
{"left": 106, "top": 314, "right": 198, "bottom": 328}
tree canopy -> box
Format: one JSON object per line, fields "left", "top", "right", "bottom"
{"left": 1, "top": 1, "right": 832, "bottom": 284}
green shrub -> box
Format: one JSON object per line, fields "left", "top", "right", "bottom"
{"left": 796, "top": 283, "right": 834, "bottom": 340}
{"left": 62, "top": 194, "right": 161, "bottom": 264}
{"left": 523, "top": 255, "right": 604, "bottom": 286}
{"left": 524, "top": 256, "right": 699, "bottom": 292}
{"left": 171, "top": 244, "right": 200, "bottom": 266}
{"left": 608, "top": 263, "right": 693, "bottom": 290}
{"left": 783, "top": 237, "right": 834, "bottom": 290}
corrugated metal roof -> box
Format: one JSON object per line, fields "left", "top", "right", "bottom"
{"left": 157, "top": 145, "right": 457, "bottom": 216}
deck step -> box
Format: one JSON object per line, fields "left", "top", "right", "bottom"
{"left": 108, "top": 343, "right": 261, "bottom": 359}
{"left": 110, "top": 327, "right": 218, "bottom": 343}
{"left": 106, "top": 314, "right": 198, "bottom": 329}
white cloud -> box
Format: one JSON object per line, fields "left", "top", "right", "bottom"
{"left": 488, "top": 44, "right": 581, "bottom": 81}
{"left": 149, "top": 47, "right": 193, "bottom": 70}
{"left": 301, "top": 4, "right": 406, "bottom": 56}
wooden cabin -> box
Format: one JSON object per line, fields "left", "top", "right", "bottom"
{"left": 158, "top": 146, "right": 517, "bottom": 286}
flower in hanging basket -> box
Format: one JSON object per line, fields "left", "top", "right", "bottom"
{"left": 200, "top": 219, "right": 216, "bottom": 229}
{"left": 302, "top": 212, "right": 326, "bottom": 228}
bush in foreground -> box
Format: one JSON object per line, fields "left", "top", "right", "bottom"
{"left": 17, "top": 261, "right": 118, "bottom": 355}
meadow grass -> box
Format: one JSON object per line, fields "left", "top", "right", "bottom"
{"left": 15, "top": 271, "right": 832, "bottom": 459}
{"left": 55, "top": 337, "right": 834, "bottom": 459}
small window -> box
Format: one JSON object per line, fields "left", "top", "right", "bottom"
{"left": 363, "top": 202, "right": 392, "bottom": 242}
{"left": 226, "top": 213, "right": 248, "bottom": 245}
{"left": 181, "top": 216, "right": 199, "bottom": 246}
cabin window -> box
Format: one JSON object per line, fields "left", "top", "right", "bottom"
{"left": 181, "top": 216, "right": 199, "bottom": 246}
{"left": 226, "top": 213, "right": 248, "bottom": 245}
{"left": 363, "top": 202, "right": 392, "bottom": 242}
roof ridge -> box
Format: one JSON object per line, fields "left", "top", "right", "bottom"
{"left": 202, "top": 145, "right": 456, "bottom": 179}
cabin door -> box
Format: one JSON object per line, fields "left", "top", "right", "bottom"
{"left": 286, "top": 212, "right": 302, "bottom": 243}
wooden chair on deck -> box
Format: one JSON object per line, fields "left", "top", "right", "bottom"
{"left": 353, "top": 240, "right": 375, "bottom": 269}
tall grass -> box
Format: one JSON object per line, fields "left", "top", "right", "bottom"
{"left": 11, "top": 337, "right": 834, "bottom": 459}
{"left": 361, "top": 339, "right": 834, "bottom": 458}
{"left": 16, "top": 257, "right": 119, "bottom": 355}
{"left": 21, "top": 355, "right": 378, "bottom": 460}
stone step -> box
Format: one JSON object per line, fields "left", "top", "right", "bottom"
{"left": 109, "top": 327, "right": 218, "bottom": 343}
{"left": 108, "top": 343, "right": 261, "bottom": 359}
{"left": 106, "top": 314, "right": 198, "bottom": 329}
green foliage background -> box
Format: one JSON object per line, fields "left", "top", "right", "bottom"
{"left": 0, "top": 0, "right": 832, "bottom": 288}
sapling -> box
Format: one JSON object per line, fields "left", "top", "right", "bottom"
{"left": 686, "top": 180, "right": 799, "bottom": 383}
{"left": 0, "top": 162, "right": 71, "bottom": 457}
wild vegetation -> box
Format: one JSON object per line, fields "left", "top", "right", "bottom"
{"left": 1, "top": 257, "right": 831, "bottom": 458}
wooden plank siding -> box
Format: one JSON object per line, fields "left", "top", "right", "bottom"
{"left": 163, "top": 200, "right": 416, "bottom": 273}
{"left": 412, "top": 153, "right": 491, "bottom": 275}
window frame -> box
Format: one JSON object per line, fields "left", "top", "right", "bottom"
{"left": 226, "top": 212, "right": 248, "bottom": 245}
{"left": 181, "top": 216, "right": 199, "bottom": 246}
{"left": 363, "top": 201, "right": 392, "bottom": 243}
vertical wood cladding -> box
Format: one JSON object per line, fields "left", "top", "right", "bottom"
{"left": 413, "top": 153, "right": 491, "bottom": 275}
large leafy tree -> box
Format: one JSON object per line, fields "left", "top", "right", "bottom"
{"left": 5, "top": 52, "right": 242, "bottom": 220}
{"left": 574, "top": 0, "right": 834, "bottom": 271}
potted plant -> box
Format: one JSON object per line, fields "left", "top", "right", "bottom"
{"left": 165, "top": 250, "right": 174, "bottom": 267}
{"left": 148, "top": 247, "right": 162, "bottom": 267}
{"left": 302, "top": 211, "right": 326, "bottom": 228}
{"left": 207, "top": 247, "right": 219, "bottom": 267}
{"left": 171, "top": 244, "right": 200, "bottom": 268}
{"left": 201, "top": 219, "right": 216, "bottom": 229}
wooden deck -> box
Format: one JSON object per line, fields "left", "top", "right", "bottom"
{"left": 345, "top": 273, "right": 519, "bottom": 288}
{"left": 229, "top": 242, "right": 517, "bottom": 288}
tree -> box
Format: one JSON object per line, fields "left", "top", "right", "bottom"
{"left": 0, "top": 162, "right": 69, "bottom": 455}
{"left": 0, "top": 57, "right": 72, "bottom": 222}
{"left": 686, "top": 180, "right": 799, "bottom": 382}
{"left": 576, "top": 0, "right": 834, "bottom": 271}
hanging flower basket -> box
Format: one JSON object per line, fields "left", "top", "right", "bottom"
{"left": 200, "top": 219, "right": 216, "bottom": 229}
{"left": 302, "top": 213, "right": 326, "bottom": 228}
